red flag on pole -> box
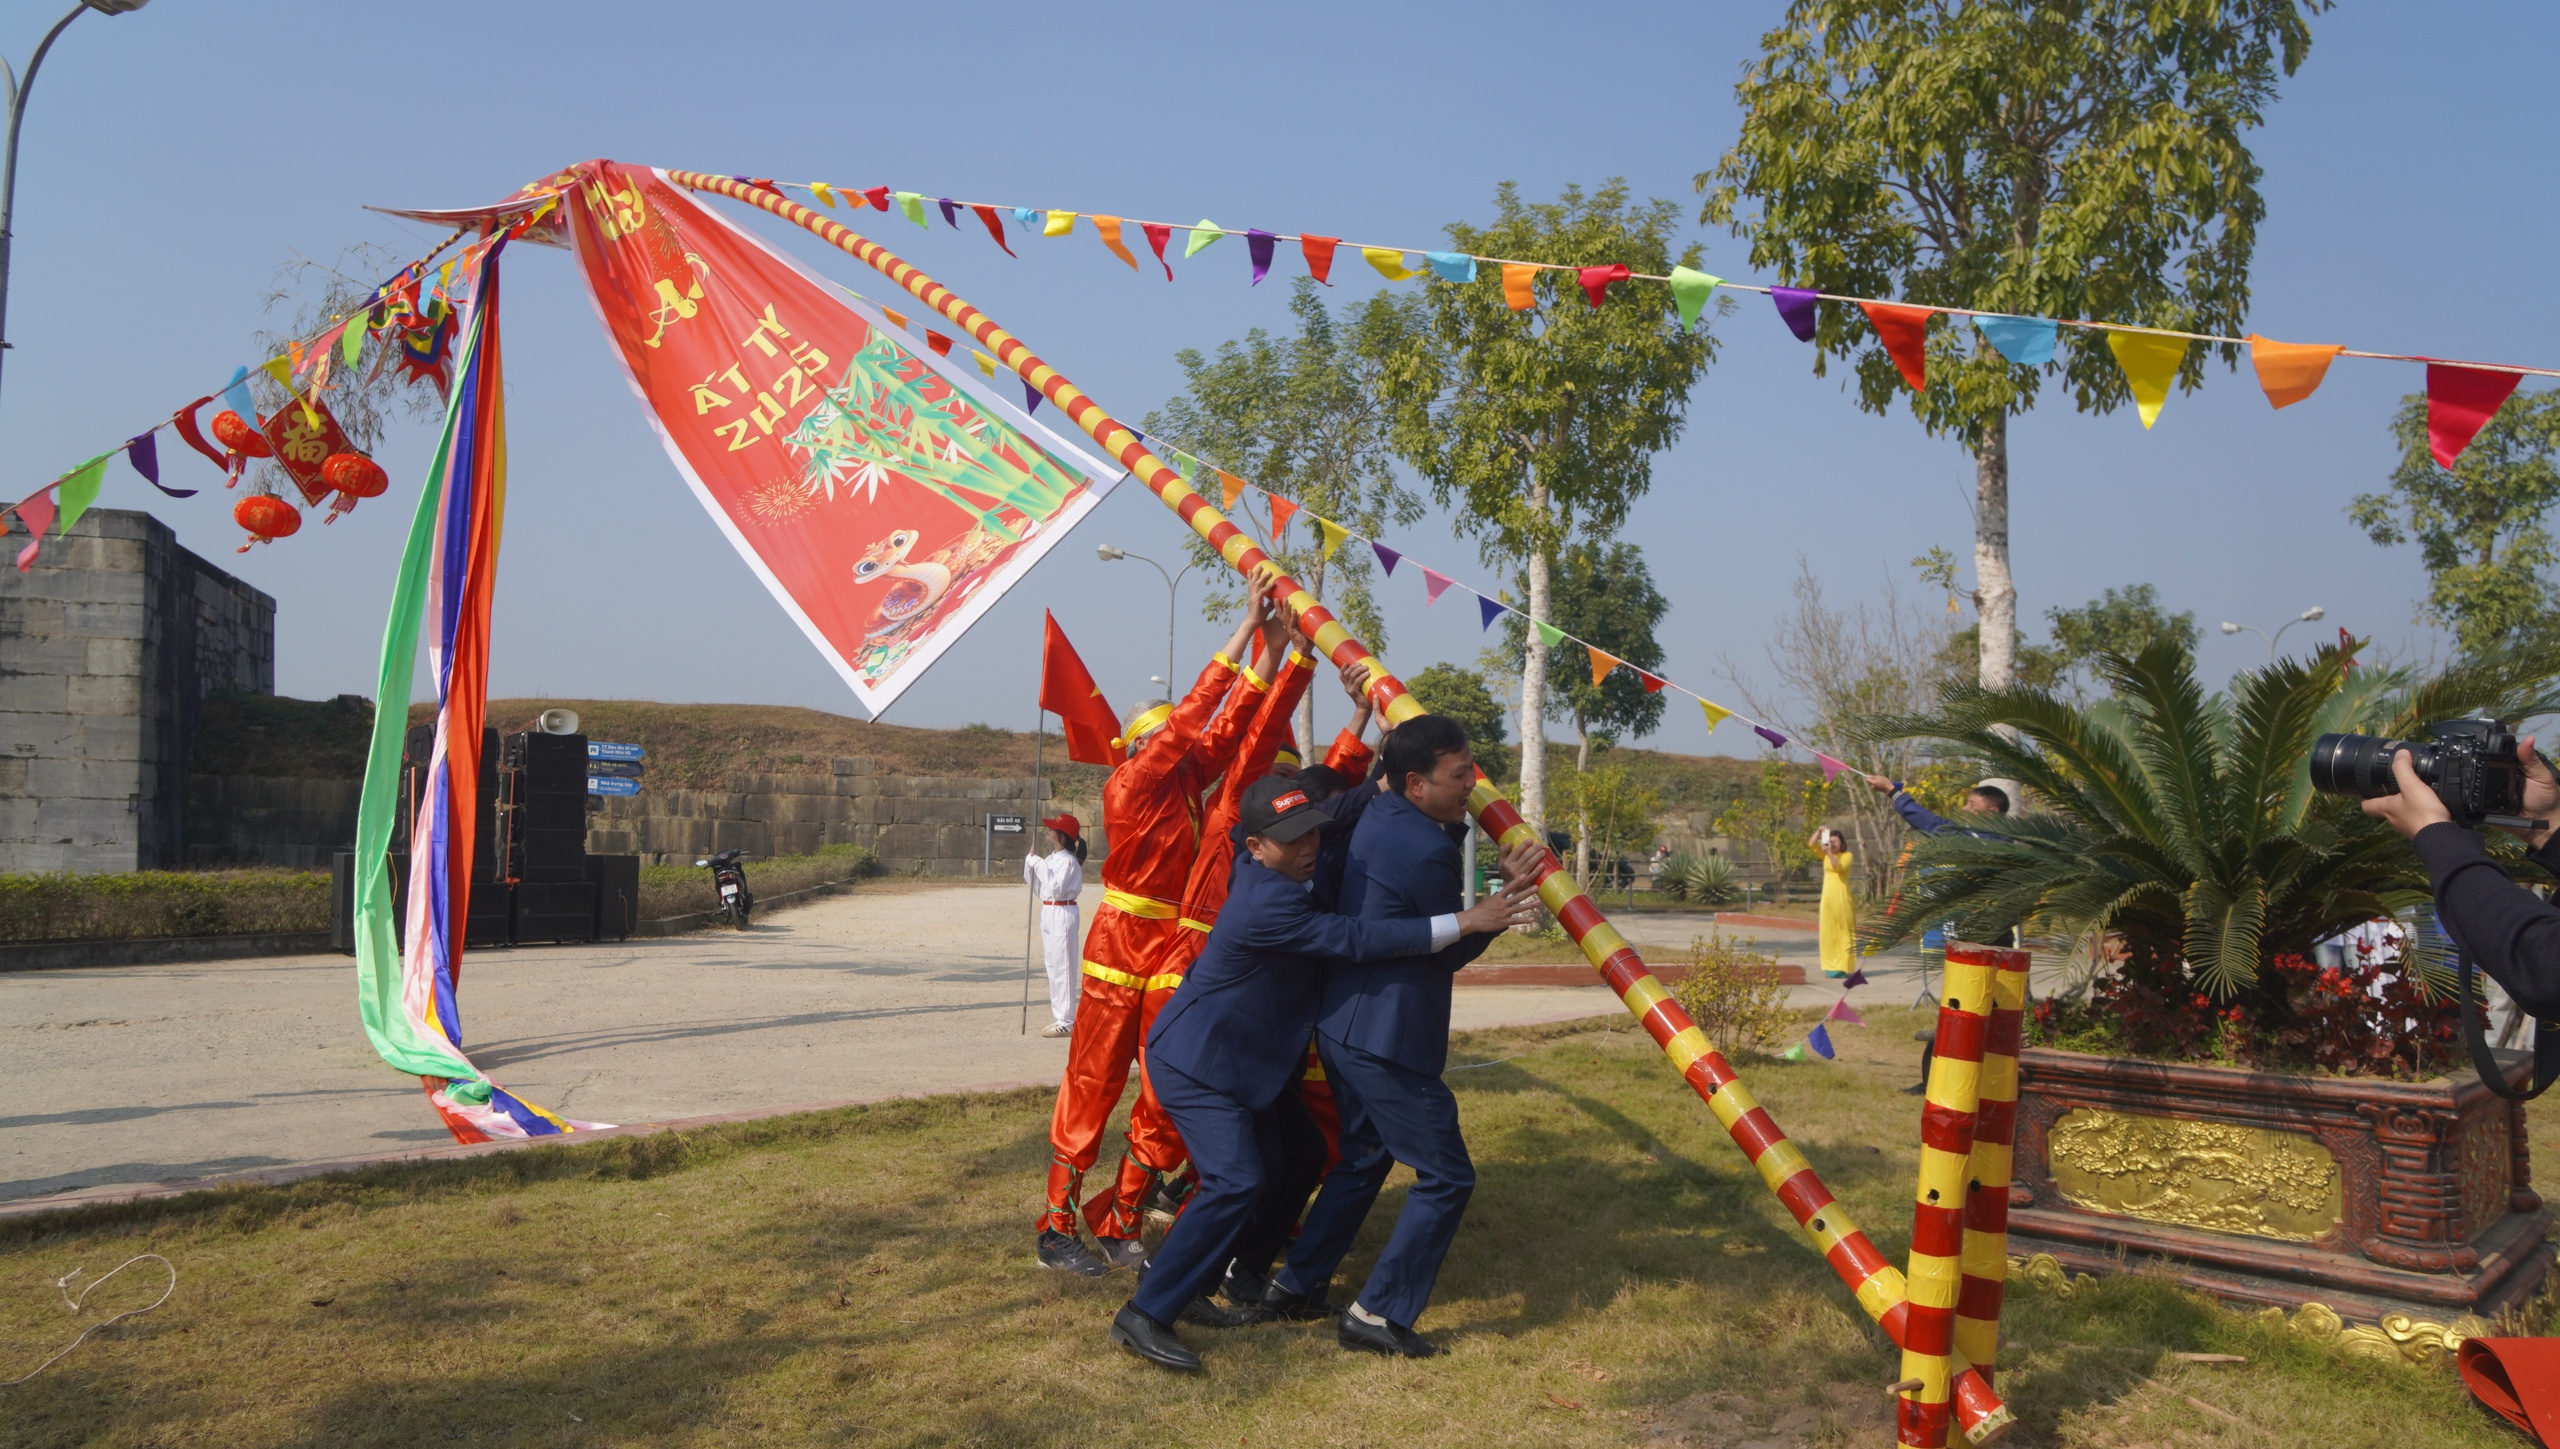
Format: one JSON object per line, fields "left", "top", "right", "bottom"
{"left": 1041, "top": 611, "right": 1123, "bottom": 767}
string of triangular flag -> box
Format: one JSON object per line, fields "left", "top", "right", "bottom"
{"left": 1781, "top": 988, "right": 1871, "bottom": 1063}
{"left": 769, "top": 175, "right": 2545, "bottom": 468}
{"left": 0, "top": 214, "right": 509, "bottom": 570}
{"left": 1131, "top": 428, "right": 1883, "bottom": 786}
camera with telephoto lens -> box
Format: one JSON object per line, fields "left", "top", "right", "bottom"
{"left": 2308, "top": 718, "right": 2537, "bottom": 830}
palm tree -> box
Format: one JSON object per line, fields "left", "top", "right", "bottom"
{"left": 1857, "top": 638, "right": 2560, "bottom": 1011}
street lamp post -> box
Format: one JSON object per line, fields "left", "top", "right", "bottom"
{"left": 1096, "top": 543, "right": 1194, "bottom": 699}
{"left": 2219, "top": 605, "right": 2327, "bottom": 662}
{"left": 0, "top": 1, "right": 150, "bottom": 413}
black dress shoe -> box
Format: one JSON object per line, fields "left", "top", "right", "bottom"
{"left": 1037, "top": 1228, "right": 1108, "bottom": 1278}
{"left": 1337, "top": 1308, "right": 1440, "bottom": 1358}
{"left": 1180, "top": 1295, "right": 1259, "bottom": 1328}
{"left": 1093, "top": 1236, "right": 1149, "bottom": 1272}
{"left": 1219, "top": 1266, "right": 1270, "bottom": 1309}
{"left": 1259, "top": 1280, "right": 1336, "bottom": 1322}
{"left": 1109, "top": 1303, "right": 1202, "bottom": 1371}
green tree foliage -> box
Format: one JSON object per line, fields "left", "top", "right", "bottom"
{"left": 2352, "top": 391, "right": 2560, "bottom": 656}
{"left": 1702, "top": 1, "right": 2325, "bottom": 689}
{"left": 1547, "top": 759, "right": 1662, "bottom": 891}
{"left": 1714, "top": 759, "right": 1821, "bottom": 896}
{"left": 1145, "top": 278, "right": 1425, "bottom": 742}
{"left": 1939, "top": 583, "right": 2200, "bottom": 699}
{"left": 1860, "top": 637, "right": 2560, "bottom": 1005}
{"left": 1402, "top": 662, "right": 1509, "bottom": 779}
{"left": 1498, "top": 541, "right": 1670, "bottom": 882}
{"left": 1378, "top": 181, "right": 1714, "bottom": 847}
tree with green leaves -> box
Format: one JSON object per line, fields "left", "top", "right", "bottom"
{"left": 1702, "top": 0, "right": 2325, "bottom": 690}
{"left": 1936, "top": 582, "right": 2199, "bottom": 700}
{"left": 1402, "top": 661, "right": 1509, "bottom": 778}
{"left": 2352, "top": 391, "right": 2560, "bottom": 656}
{"left": 1146, "top": 278, "right": 1426, "bottom": 747}
{"left": 1500, "top": 540, "right": 1669, "bottom": 881}
{"left": 1380, "top": 181, "right": 1713, "bottom": 849}
{"left": 1547, "top": 758, "right": 1661, "bottom": 893}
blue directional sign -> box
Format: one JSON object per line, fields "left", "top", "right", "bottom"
{"left": 588, "top": 759, "right": 646, "bottom": 780}
{"left": 588, "top": 741, "right": 646, "bottom": 762}
{"left": 586, "top": 776, "right": 641, "bottom": 797}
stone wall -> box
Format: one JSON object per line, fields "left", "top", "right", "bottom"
{"left": 583, "top": 756, "right": 1067, "bottom": 874}
{"left": 183, "top": 775, "right": 364, "bottom": 869}
{"left": 0, "top": 510, "right": 273, "bottom": 873}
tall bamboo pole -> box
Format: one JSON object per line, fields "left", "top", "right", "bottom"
{"left": 663, "top": 171, "right": 2011, "bottom": 1441}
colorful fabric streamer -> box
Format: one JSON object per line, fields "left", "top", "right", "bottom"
{"left": 1577, "top": 264, "right": 1630, "bottom": 309}
{"left": 1502, "top": 263, "right": 1538, "bottom": 312}
{"left": 1426, "top": 251, "right": 1477, "bottom": 284}
{"left": 1700, "top": 698, "right": 1731, "bottom": 732}
{"left": 1422, "top": 566, "right": 1455, "bottom": 604}
{"left": 972, "top": 204, "right": 1015, "bottom": 257}
{"left": 1754, "top": 724, "right": 1788, "bottom": 748}
{"left": 1362, "top": 247, "right": 1421, "bottom": 281}
{"left": 2427, "top": 363, "right": 2523, "bottom": 469}
{"left": 1044, "top": 210, "right": 1077, "bottom": 238}
{"left": 1301, "top": 234, "right": 1338, "bottom": 285}
{"left": 1478, "top": 594, "right": 1505, "bottom": 631}
{"left": 1669, "top": 266, "right": 1720, "bottom": 332}
{"left": 2247, "top": 334, "right": 2343, "bottom": 409}
{"left": 1142, "top": 223, "right": 1175, "bottom": 280}
{"left": 2106, "top": 329, "right": 2188, "bottom": 429}
{"left": 1267, "top": 493, "right": 1297, "bottom": 536}
{"left": 1805, "top": 1024, "right": 1836, "bottom": 1059}
{"left": 11, "top": 489, "right": 55, "bottom": 572}
{"left": 1975, "top": 314, "right": 2057, "bottom": 367}
{"left": 1185, "top": 219, "right": 1224, "bottom": 259}
{"left": 1095, "top": 215, "right": 1140, "bottom": 272}
{"left": 1826, "top": 998, "right": 1866, "bottom": 1027}
{"left": 1371, "top": 541, "right": 1400, "bottom": 575}
{"left": 1772, "top": 287, "right": 1819, "bottom": 342}
{"left": 1247, "top": 229, "right": 1277, "bottom": 285}
{"left": 1863, "top": 302, "right": 1931, "bottom": 390}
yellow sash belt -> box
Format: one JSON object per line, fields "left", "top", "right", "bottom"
{"left": 1102, "top": 888, "right": 1178, "bottom": 919}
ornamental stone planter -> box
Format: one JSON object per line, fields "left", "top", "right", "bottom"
{"left": 2006, "top": 1046, "right": 2552, "bottom": 1327}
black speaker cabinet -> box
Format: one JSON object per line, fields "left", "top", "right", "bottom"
{"left": 514, "top": 881, "right": 597, "bottom": 944}
{"left": 399, "top": 724, "right": 501, "bottom": 881}
{"left": 585, "top": 853, "right": 640, "bottom": 940}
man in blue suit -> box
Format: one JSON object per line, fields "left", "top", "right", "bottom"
{"left": 1273, "top": 713, "right": 1545, "bottom": 1357}
{"left": 1110, "top": 775, "right": 1540, "bottom": 1372}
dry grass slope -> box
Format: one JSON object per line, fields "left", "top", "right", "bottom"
{"left": 2, "top": 1010, "right": 2540, "bottom": 1447}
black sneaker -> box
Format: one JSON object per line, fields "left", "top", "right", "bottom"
{"left": 1138, "top": 1174, "right": 1194, "bottom": 1221}
{"left": 1337, "top": 1306, "right": 1439, "bottom": 1358}
{"left": 1219, "top": 1266, "right": 1270, "bottom": 1310}
{"left": 1260, "top": 1279, "right": 1336, "bottom": 1322}
{"left": 1093, "top": 1235, "right": 1149, "bottom": 1272}
{"left": 1180, "top": 1295, "right": 1258, "bottom": 1329}
{"left": 1037, "top": 1228, "right": 1108, "bottom": 1278}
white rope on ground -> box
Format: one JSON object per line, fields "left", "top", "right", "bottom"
{"left": 0, "top": 1254, "right": 177, "bottom": 1387}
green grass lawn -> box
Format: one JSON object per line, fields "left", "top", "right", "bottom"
{"left": 0, "top": 1011, "right": 2542, "bottom": 1447}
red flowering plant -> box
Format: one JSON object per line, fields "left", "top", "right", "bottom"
{"left": 1861, "top": 636, "right": 2560, "bottom": 1077}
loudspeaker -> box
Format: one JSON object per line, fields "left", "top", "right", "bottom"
{"left": 330, "top": 850, "right": 358, "bottom": 954}
{"left": 503, "top": 730, "right": 592, "bottom": 884}
{"left": 585, "top": 854, "right": 640, "bottom": 940}
{"left": 399, "top": 725, "right": 501, "bottom": 882}
{"left": 514, "top": 881, "right": 596, "bottom": 944}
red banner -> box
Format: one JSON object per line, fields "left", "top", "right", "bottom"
{"left": 561, "top": 161, "right": 1120, "bottom": 714}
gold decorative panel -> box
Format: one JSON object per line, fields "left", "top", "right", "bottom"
{"left": 2458, "top": 1110, "right": 2512, "bottom": 1239}
{"left": 2047, "top": 1107, "right": 2343, "bottom": 1242}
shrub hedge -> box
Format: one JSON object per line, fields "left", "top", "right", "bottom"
{"left": 0, "top": 869, "right": 330, "bottom": 942}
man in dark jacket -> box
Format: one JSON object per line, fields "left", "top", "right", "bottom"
{"left": 1109, "top": 775, "right": 1541, "bottom": 1372}
{"left": 1272, "top": 714, "right": 1543, "bottom": 1357}
{"left": 2360, "top": 736, "right": 2560, "bottom": 1022}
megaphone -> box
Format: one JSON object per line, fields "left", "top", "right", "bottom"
{"left": 532, "top": 708, "right": 580, "bottom": 735}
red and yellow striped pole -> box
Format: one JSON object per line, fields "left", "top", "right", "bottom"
{"left": 662, "top": 172, "right": 2009, "bottom": 1440}
{"left": 1901, "top": 945, "right": 1999, "bottom": 1446}
{"left": 1953, "top": 948, "right": 2032, "bottom": 1384}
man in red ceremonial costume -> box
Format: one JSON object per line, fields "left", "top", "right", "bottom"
{"left": 1039, "top": 592, "right": 1272, "bottom": 1276}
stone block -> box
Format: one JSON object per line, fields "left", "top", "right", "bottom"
{"left": 0, "top": 636, "right": 89, "bottom": 674}
{"left": 0, "top": 795, "right": 36, "bottom": 838}
{"left": 84, "top": 636, "right": 143, "bottom": 677}
{"left": 0, "top": 710, "right": 75, "bottom": 755}
{"left": 4, "top": 598, "right": 65, "bottom": 635}
{"left": 832, "top": 755, "right": 870, "bottom": 776}
{"left": 711, "top": 818, "right": 771, "bottom": 855}
{"left": 769, "top": 793, "right": 849, "bottom": 825}
{"left": 72, "top": 713, "right": 144, "bottom": 763}
{"left": 0, "top": 672, "right": 67, "bottom": 714}
{"left": 37, "top": 793, "right": 134, "bottom": 840}
{"left": 26, "top": 758, "right": 141, "bottom": 799}
{"left": 62, "top": 600, "right": 146, "bottom": 638}
{"left": 773, "top": 822, "right": 823, "bottom": 856}
{"left": 64, "top": 672, "right": 142, "bottom": 716}
{"left": 0, "top": 757, "right": 24, "bottom": 795}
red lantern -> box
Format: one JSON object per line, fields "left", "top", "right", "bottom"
{"left": 321, "top": 451, "right": 388, "bottom": 498}
{"left": 232, "top": 493, "right": 301, "bottom": 551}
{"left": 211, "top": 409, "right": 272, "bottom": 458}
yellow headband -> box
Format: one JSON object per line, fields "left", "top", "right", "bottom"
{"left": 1273, "top": 746, "right": 1302, "bottom": 766}
{"left": 1113, "top": 703, "right": 1175, "bottom": 753}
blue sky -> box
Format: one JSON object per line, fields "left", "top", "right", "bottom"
{"left": 5, "top": 1, "right": 2551, "bottom": 754}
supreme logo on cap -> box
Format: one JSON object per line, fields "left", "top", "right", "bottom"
{"left": 1271, "top": 789, "right": 1309, "bottom": 813}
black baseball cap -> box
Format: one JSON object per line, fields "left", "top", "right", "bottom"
{"left": 1240, "top": 774, "right": 1331, "bottom": 843}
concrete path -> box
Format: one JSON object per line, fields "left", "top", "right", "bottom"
{"left": 0, "top": 880, "right": 1622, "bottom": 1207}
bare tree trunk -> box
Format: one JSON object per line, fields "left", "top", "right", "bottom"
{"left": 1519, "top": 476, "right": 1552, "bottom": 852}
{"left": 1573, "top": 716, "right": 1592, "bottom": 886}
{"left": 1974, "top": 410, "right": 2017, "bottom": 690}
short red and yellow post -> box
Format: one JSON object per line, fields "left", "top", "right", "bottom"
{"left": 1953, "top": 947, "right": 2032, "bottom": 1385}
{"left": 1901, "top": 944, "right": 1999, "bottom": 1446}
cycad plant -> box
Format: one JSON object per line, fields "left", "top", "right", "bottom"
{"left": 1858, "top": 638, "right": 2560, "bottom": 1034}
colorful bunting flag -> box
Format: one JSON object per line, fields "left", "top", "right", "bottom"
{"left": 54, "top": 453, "right": 108, "bottom": 539}
{"left": 1590, "top": 648, "right": 1619, "bottom": 686}
{"left": 861, "top": 186, "right": 891, "bottom": 211}
{"left": 1184, "top": 219, "right": 1224, "bottom": 259}
{"left": 971, "top": 204, "right": 1015, "bottom": 256}
{"left": 172, "top": 396, "right": 225, "bottom": 469}
{"left": 1478, "top": 594, "right": 1505, "bottom": 630}
{"left": 1362, "top": 247, "right": 1421, "bottom": 281}
{"left": 1315, "top": 515, "right": 1348, "bottom": 559}
{"left": 1095, "top": 215, "right": 1140, "bottom": 272}
{"left": 881, "top": 305, "right": 909, "bottom": 331}
{"left": 1862, "top": 302, "right": 1931, "bottom": 390}
{"left": 1301, "top": 234, "right": 1338, "bottom": 285}
{"left": 1975, "top": 314, "right": 2057, "bottom": 366}
{"left": 12, "top": 488, "right": 55, "bottom": 571}
{"left": 1700, "top": 698, "right": 1731, "bottom": 732}
{"left": 1044, "top": 210, "right": 1077, "bottom": 238}
{"left": 1502, "top": 263, "right": 1538, "bottom": 312}
{"left": 1753, "top": 724, "right": 1787, "bottom": 748}
{"left": 1825, "top": 998, "right": 1865, "bottom": 1026}
{"left": 1576, "top": 263, "right": 1631, "bottom": 309}
{"left": 1268, "top": 493, "right": 1297, "bottom": 537}
{"left": 973, "top": 350, "right": 997, "bottom": 378}
{"left": 2247, "top": 334, "right": 2343, "bottom": 409}
{"left": 896, "top": 191, "right": 927, "bottom": 227}
{"left": 1217, "top": 469, "right": 1244, "bottom": 509}
{"left": 2106, "top": 329, "right": 2188, "bottom": 429}
{"left": 937, "top": 197, "right": 958, "bottom": 227}
{"left": 1533, "top": 619, "right": 1565, "bottom": 650}
{"left": 2426, "top": 363, "right": 2523, "bottom": 469}
{"left": 1781, "top": 1042, "right": 1808, "bottom": 1062}
{"left": 1023, "top": 377, "right": 1042, "bottom": 415}
{"left": 1805, "top": 1024, "right": 1837, "bottom": 1058}
{"left": 1815, "top": 752, "right": 1849, "bottom": 783}
{"left": 1426, "top": 251, "right": 1477, "bottom": 284}
{"left": 1247, "top": 229, "right": 1277, "bottom": 285}
{"left": 1372, "top": 541, "right": 1400, "bottom": 575}
{"left": 1772, "top": 287, "right": 1820, "bottom": 342}
{"left": 1638, "top": 672, "right": 1664, "bottom": 694}
{"left": 340, "top": 316, "right": 366, "bottom": 367}
{"left": 1669, "top": 266, "right": 1720, "bottom": 332}
{"left": 1013, "top": 207, "right": 1038, "bottom": 227}
{"left": 1142, "top": 222, "right": 1176, "bottom": 280}
{"left": 125, "top": 431, "right": 188, "bottom": 498}
{"left": 1423, "top": 566, "right": 1455, "bottom": 604}
{"left": 809, "top": 181, "right": 837, "bottom": 208}
{"left": 1843, "top": 967, "right": 1869, "bottom": 988}
{"left": 925, "top": 330, "right": 954, "bottom": 356}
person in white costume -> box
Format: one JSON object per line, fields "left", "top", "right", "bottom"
{"left": 1026, "top": 814, "right": 1089, "bottom": 1038}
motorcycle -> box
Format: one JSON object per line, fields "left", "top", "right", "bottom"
{"left": 696, "top": 848, "right": 754, "bottom": 929}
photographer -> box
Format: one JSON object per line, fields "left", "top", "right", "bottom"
{"left": 2361, "top": 737, "right": 2560, "bottom": 1019}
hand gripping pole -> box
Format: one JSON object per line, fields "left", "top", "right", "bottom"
{"left": 663, "top": 169, "right": 2012, "bottom": 1442}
